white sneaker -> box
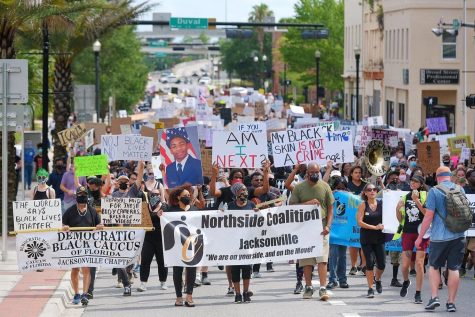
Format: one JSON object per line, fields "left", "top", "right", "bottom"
{"left": 116, "top": 282, "right": 123, "bottom": 288}
{"left": 137, "top": 282, "right": 147, "bottom": 292}
{"left": 160, "top": 282, "right": 168, "bottom": 290}
{"left": 252, "top": 272, "right": 262, "bottom": 278}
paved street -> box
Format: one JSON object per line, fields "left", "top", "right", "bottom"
{"left": 66, "top": 260, "right": 475, "bottom": 317}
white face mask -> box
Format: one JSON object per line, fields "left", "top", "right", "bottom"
{"left": 399, "top": 174, "right": 407, "bottom": 182}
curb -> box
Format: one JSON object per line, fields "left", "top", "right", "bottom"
{"left": 39, "top": 271, "right": 84, "bottom": 317}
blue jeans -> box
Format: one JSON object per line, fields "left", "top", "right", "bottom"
{"left": 329, "top": 244, "right": 347, "bottom": 284}
{"left": 24, "top": 164, "right": 33, "bottom": 188}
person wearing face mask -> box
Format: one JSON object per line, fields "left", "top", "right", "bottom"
{"left": 407, "top": 155, "right": 417, "bottom": 177}
{"left": 60, "top": 159, "right": 87, "bottom": 213}
{"left": 398, "top": 169, "right": 411, "bottom": 191}
{"left": 47, "top": 158, "right": 65, "bottom": 202}
{"left": 33, "top": 168, "right": 56, "bottom": 200}
{"left": 453, "top": 168, "right": 467, "bottom": 187}
{"left": 289, "top": 162, "right": 334, "bottom": 301}
{"left": 442, "top": 154, "right": 452, "bottom": 168}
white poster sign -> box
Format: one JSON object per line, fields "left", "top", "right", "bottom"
{"left": 101, "top": 135, "right": 153, "bottom": 162}
{"left": 271, "top": 128, "right": 354, "bottom": 167}
{"left": 382, "top": 191, "right": 409, "bottom": 234}
{"left": 16, "top": 229, "right": 145, "bottom": 272}
{"left": 160, "top": 205, "right": 323, "bottom": 267}
{"left": 151, "top": 156, "right": 163, "bottom": 179}
{"left": 212, "top": 122, "right": 268, "bottom": 168}
{"left": 13, "top": 199, "right": 62, "bottom": 232}
{"left": 101, "top": 197, "right": 142, "bottom": 225}
{"left": 467, "top": 194, "right": 475, "bottom": 237}
{"left": 84, "top": 129, "right": 95, "bottom": 149}
{"left": 367, "top": 116, "right": 384, "bottom": 126}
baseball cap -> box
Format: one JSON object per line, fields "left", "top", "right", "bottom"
{"left": 330, "top": 170, "right": 342, "bottom": 178}
{"left": 76, "top": 186, "right": 88, "bottom": 195}
{"left": 408, "top": 155, "right": 416, "bottom": 161}
{"left": 411, "top": 175, "right": 425, "bottom": 184}
{"left": 117, "top": 174, "right": 130, "bottom": 181}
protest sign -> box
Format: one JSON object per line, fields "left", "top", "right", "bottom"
{"left": 16, "top": 229, "right": 145, "bottom": 272}
{"left": 371, "top": 128, "right": 399, "bottom": 147}
{"left": 404, "top": 132, "right": 414, "bottom": 156}
{"left": 101, "top": 135, "right": 153, "bottom": 162}
{"left": 140, "top": 125, "right": 159, "bottom": 149}
{"left": 339, "top": 122, "right": 357, "bottom": 143}
{"left": 382, "top": 191, "right": 409, "bottom": 234}
{"left": 367, "top": 116, "right": 384, "bottom": 126}
{"left": 448, "top": 135, "right": 472, "bottom": 155}
{"left": 255, "top": 102, "right": 266, "bottom": 118}
{"left": 460, "top": 147, "right": 472, "bottom": 164}
{"left": 160, "top": 205, "right": 323, "bottom": 267}
{"left": 101, "top": 197, "right": 142, "bottom": 225}
{"left": 74, "top": 154, "right": 109, "bottom": 177}
{"left": 84, "top": 129, "right": 94, "bottom": 150}
{"left": 385, "top": 238, "right": 402, "bottom": 252}
{"left": 416, "top": 141, "right": 440, "bottom": 175}
{"left": 150, "top": 156, "right": 163, "bottom": 179}
{"left": 271, "top": 128, "right": 354, "bottom": 167}
{"left": 120, "top": 124, "right": 132, "bottom": 135}
{"left": 330, "top": 191, "right": 362, "bottom": 248}
{"left": 288, "top": 105, "right": 306, "bottom": 117}
{"left": 201, "top": 146, "right": 213, "bottom": 177}
{"left": 213, "top": 122, "right": 268, "bottom": 169}
{"left": 466, "top": 194, "right": 475, "bottom": 237}
{"left": 111, "top": 117, "right": 131, "bottom": 135}
{"left": 431, "top": 133, "right": 456, "bottom": 156}
{"left": 294, "top": 119, "right": 337, "bottom": 131}
{"left": 84, "top": 122, "right": 108, "bottom": 145}
{"left": 354, "top": 125, "right": 372, "bottom": 149}
{"left": 57, "top": 123, "right": 88, "bottom": 146}
{"left": 13, "top": 199, "right": 62, "bottom": 232}
{"left": 470, "top": 149, "right": 475, "bottom": 168}
{"left": 426, "top": 117, "right": 448, "bottom": 133}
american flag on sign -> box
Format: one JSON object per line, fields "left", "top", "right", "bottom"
{"left": 159, "top": 127, "right": 198, "bottom": 166}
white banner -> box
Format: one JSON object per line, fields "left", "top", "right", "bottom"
{"left": 16, "top": 229, "right": 145, "bottom": 272}
{"left": 160, "top": 205, "right": 323, "bottom": 267}
{"left": 467, "top": 194, "right": 475, "bottom": 237}
{"left": 101, "top": 134, "right": 153, "bottom": 162}
{"left": 212, "top": 122, "right": 268, "bottom": 168}
{"left": 382, "top": 191, "right": 409, "bottom": 234}
{"left": 101, "top": 197, "right": 142, "bottom": 225}
{"left": 270, "top": 127, "right": 354, "bottom": 167}
{"left": 13, "top": 199, "right": 62, "bottom": 231}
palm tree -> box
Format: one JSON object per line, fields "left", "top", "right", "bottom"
{"left": 248, "top": 3, "right": 274, "bottom": 54}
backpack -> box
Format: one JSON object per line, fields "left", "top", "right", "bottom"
{"left": 435, "top": 184, "right": 472, "bottom": 233}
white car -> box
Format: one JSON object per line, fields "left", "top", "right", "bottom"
{"left": 199, "top": 76, "right": 211, "bottom": 85}
{"left": 167, "top": 74, "right": 178, "bottom": 83}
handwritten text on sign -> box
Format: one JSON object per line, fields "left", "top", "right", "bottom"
{"left": 271, "top": 128, "right": 354, "bottom": 167}
{"left": 101, "top": 135, "right": 153, "bottom": 162}
{"left": 101, "top": 197, "right": 142, "bottom": 225}
{"left": 13, "top": 199, "right": 62, "bottom": 231}
{"left": 57, "top": 123, "right": 88, "bottom": 146}
{"left": 74, "top": 154, "right": 109, "bottom": 177}
{"left": 212, "top": 123, "right": 267, "bottom": 168}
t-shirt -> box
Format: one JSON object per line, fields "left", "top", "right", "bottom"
{"left": 112, "top": 183, "right": 140, "bottom": 198}
{"left": 215, "top": 186, "right": 234, "bottom": 208}
{"left": 24, "top": 148, "right": 35, "bottom": 165}
{"left": 228, "top": 200, "right": 256, "bottom": 210}
{"left": 47, "top": 171, "right": 64, "bottom": 200}
{"left": 289, "top": 180, "right": 334, "bottom": 219}
{"left": 60, "top": 171, "right": 86, "bottom": 204}
{"left": 62, "top": 204, "right": 100, "bottom": 228}
{"left": 347, "top": 180, "right": 366, "bottom": 195}
{"left": 403, "top": 192, "right": 425, "bottom": 234}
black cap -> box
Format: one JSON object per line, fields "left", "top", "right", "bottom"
{"left": 76, "top": 186, "right": 88, "bottom": 195}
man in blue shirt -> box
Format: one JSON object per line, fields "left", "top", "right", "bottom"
{"left": 416, "top": 166, "right": 465, "bottom": 313}
{"left": 24, "top": 140, "right": 35, "bottom": 190}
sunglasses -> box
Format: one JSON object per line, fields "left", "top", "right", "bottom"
{"left": 37, "top": 176, "right": 47, "bottom": 181}
{"left": 365, "top": 188, "right": 377, "bottom": 192}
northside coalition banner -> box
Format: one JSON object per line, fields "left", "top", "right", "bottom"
{"left": 160, "top": 205, "right": 323, "bottom": 267}
{"left": 16, "top": 229, "right": 145, "bottom": 272}
{"left": 330, "top": 191, "right": 362, "bottom": 247}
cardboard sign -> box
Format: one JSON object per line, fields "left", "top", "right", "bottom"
{"left": 84, "top": 129, "right": 94, "bottom": 150}
{"left": 84, "top": 123, "right": 108, "bottom": 145}
{"left": 74, "top": 154, "right": 109, "bottom": 177}
{"left": 13, "top": 199, "right": 62, "bottom": 231}
{"left": 111, "top": 117, "right": 132, "bottom": 135}
{"left": 212, "top": 122, "right": 268, "bottom": 169}
{"left": 101, "top": 135, "right": 153, "bottom": 162}
{"left": 101, "top": 197, "right": 142, "bottom": 225}
{"left": 131, "top": 203, "right": 153, "bottom": 228}
{"left": 255, "top": 102, "right": 266, "bottom": 118}
{"left": 140, "top": 126, "right": 159, "bottom": 149}
{"left": 57, "top": 123, "right": 88, "bottom": 146}
{"left": 448, "top": 135, "right": 472, "bottom": 155}
{"left": 271, "top": 128, "right": 354, "bottom": 167}
{"left": 426, "top": 117, "right": 448, "bottom": 133}
{"left": 416, "top": 141, "right": 441, "bottom": 175}
{"left": 201, "top": 146, "right": 213, "bottom": 177}
{"left": 154, "top": 122, "right": 165, "bottom": 129}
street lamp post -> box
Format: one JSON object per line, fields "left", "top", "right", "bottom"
{"left": 93, "top": 40, "right": 101, "bottom": 122}
{"left": 253, "top": 56, "right": 259, "bottom": 90}
{"left": 315, "top": 50, "right": 321, "bottom": 105}
{"left": 354, "top": 46, "right": 361, "bottom": 122}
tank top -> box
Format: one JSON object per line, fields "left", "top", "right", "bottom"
{"left": 360, "top": 200, "right": 385, "bottom": 245}
{"left": 33, "top": 186, "right": 50, "bottom": 200}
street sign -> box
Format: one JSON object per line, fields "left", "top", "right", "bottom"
{"left": 170, "top": 17, "right": 208, "bottom": 29}
{"left": 453, "top": 19, "right": 460, "bottom": 30}
{"left": 0, "top": 104, "right": 32, "bottom": 131}
{"left": 0, "top": 60, "right": 28, "bottom": 103}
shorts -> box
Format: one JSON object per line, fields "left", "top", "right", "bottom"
{"left": 402, "top": 233, "right": 429, "bottom": 252}
{"left": 467, "top": 237, "right": 475, "bottom": 252}
{"left": 298, "top": 235, "right": 329, "bottom": 266}
{"left": 390, "top": 251, "right": 401, "bottom": 265}
{"left": 429, "top": 237, "right": 465, "bottom": 270}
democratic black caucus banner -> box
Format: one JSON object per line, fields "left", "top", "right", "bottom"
{"left": 160, "top": 205, "right": 324, "bottom": 267}
{"left": 16, "top": 229, "right": 145, "bottom": 272}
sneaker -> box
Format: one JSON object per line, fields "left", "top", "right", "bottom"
{"left": 339, "top": 282, "right": 349, "bottom": 289}
{"left": 116, "top": 282, "right": 123, "bottom": 288}
{"left": 123, "top": 286, "right": 132, "bottom": 296}
{"left": 226, "top": 287, "right": 235, "bottom": 296}
{"left": 375, "top": 280, "right": 382, "bottom": 294}
{"left": 326, "top": 281, "right": 338, "bottom": 289}
{"left": 390, "top": 278, "right": 403, "bottom": 287}
{"left": 267, "top": 268, "right": 275, "bottom": 273}
{"left": 133, "top": 264, "right": 140, "bottom": 273}
{"left": 159, "top": 281, "right": 168, "bottom": 290}
{"left": 218, "top": 266, "right": 224, "bottom": 270}
{"left": 72, "top": 294, "right": 81, "bottom": 305}
{"left": 137, "top": 282, "right": 147, "bottom": 292}
{"left": 302, "top": 285, "right": 314, "bottom": 299}
{"left": 294, "top": 282, "right": 303, "bottom": 294}
{"left": 425, "top": 297, "right": 441, "bottom": 311}
{"left": 243, "top": 291, "right": 251, "bottom": 303}
{"left": 86, "top": 292, "right": 93, "bottom": 299}
{"left": 400, "top": 280, "right": 410, "bottom": 297}
{"left": 459, "top": 267, "right": 466, "bottom": 277}
{"left": 252, "top": 272, "right": 262, "bottom": 278}
{"left": 80, "top": 294, "right": 89, "bottom": 306}
{"left": 349, "top": 267, "right": 357, "bottom": 275}
{"left": 112, "top": 268, "right": 117, "bottom": 276}
{"left": 194, "top": 276, "right": 202, "bottom": 287}
{"left": 234, "top": 293, "right": 242, "bottom": 303}
{"left": 414, "top": 292, "right": 423, "bottom": 304}
{"left": 446, "top": 302, "right": 457, "bottom": 312}
{"left": 360, "top": 266, "right": 367, "bottom": 276}
{"left": 366, "top": 288, "right": 374, "bottom": 298}
{"left": 438, "top": 282, "right": 443, "bottom": 289}
{"left": 410, "top": 269, "right": 417, "bottom": 276}
{"left": 319, "top": 287, "right": 330, "bottom": 301}
{"left": 201, "top": 277, "right": 211, "bottom": 285}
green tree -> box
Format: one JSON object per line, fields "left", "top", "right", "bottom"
{"left": 280, "top": 0, "right": 344, "bottom": 93}
{"left": 72, "top": 26, "right": 148, "bottom": 114}
{"left": 248, "top": 3, "right": 274, "bottom": 54}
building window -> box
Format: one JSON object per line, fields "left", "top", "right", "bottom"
{"left": 386, "top": 100, "right": 394, "bottom": 126}
{"left": 398, "top": 103, "right": 405, "bottom": 127}
{"left": 443, "top": 32, "right": 456, "bottom": 59}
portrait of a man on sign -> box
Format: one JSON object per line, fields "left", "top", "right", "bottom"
{"left": 160, "top": 126, "right": 203, "bottom": 188}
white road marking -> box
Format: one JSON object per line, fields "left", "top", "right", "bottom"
{"left": 30, "top": 285, "right": 56, "bottom": 290}
{"left": 328, "top": 300, "right": 347, "bottom": 306}
{"left": 342, "top": 313, "right": 361, "bottom": 317}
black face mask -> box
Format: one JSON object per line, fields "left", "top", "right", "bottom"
{"left": 180, "top": 197, "right": 191, "bottom": 205}
{"left": 77, "top": 195, "right": 88, "bottom": 204}
{"left": 56, "top": 164, "right": 64, "bottom": 171}
{"left": 443, "top": 160, "right": 450, "bottom": 166}
{"left": 238, "top": 192, "right": 248, "bottom": 202}
{"left": 119, "top": 182, "right": 128, "bottom": 190}
{"left": 309, "top": 173, "right": 319, "bottom": 183}
{"left": 90, "top": 190, "right": 100, "bottom": 200}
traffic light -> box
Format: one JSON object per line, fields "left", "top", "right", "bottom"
{"left": 423, "top": 96, "right": 438, "bottom": 106}
{"left": 225, "top": 29, "right": 253, "bottom": 39}
{"left": 301, "top": 29, "right": 329, "bottom": 40}
{"left": 172, "top": 47, "right": 185, "bottom": 51}
{"left": 466, "top": 94, "right": 475, "bottom": 108}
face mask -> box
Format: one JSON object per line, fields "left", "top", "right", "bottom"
{"left": 76, "top": 195, "right": 88, "bottom": 204}
{"left": 180, "top": 197, "right": 191, "bottom": 205}
{"left": 37, "top": 176, "right": 47, "bottom": 184}
{"left": 399, "top": 174, "right": 407, "bottom": 182}
{"left": 309, "top": 173, "right": 319, "bottom": 183}
{"left": 238, "top": 191, "right": 248, "bottom": 202}
{"left": 391, "top": 178, "right": 398, "bottom": 185}
{"left": 443, "top": 160, "right": 450, "bottom": 166}
{"left": 119, "top": 182, "right": 128, "bottom": 190}
{"left": 409, "top": 161, "right": 417, "bottom": 169}
{"left": 231, "top": 178, "right": 242, "bottom": 185}
{"left": 91, "top": 190, "right": 100, "bottom": 199}
{"left": 458, "top": 177, "right": 466, "bottom": 183}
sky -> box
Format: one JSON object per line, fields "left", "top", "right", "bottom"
{"left": 134, "top": 0, "right": 300, "bottom": 30}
